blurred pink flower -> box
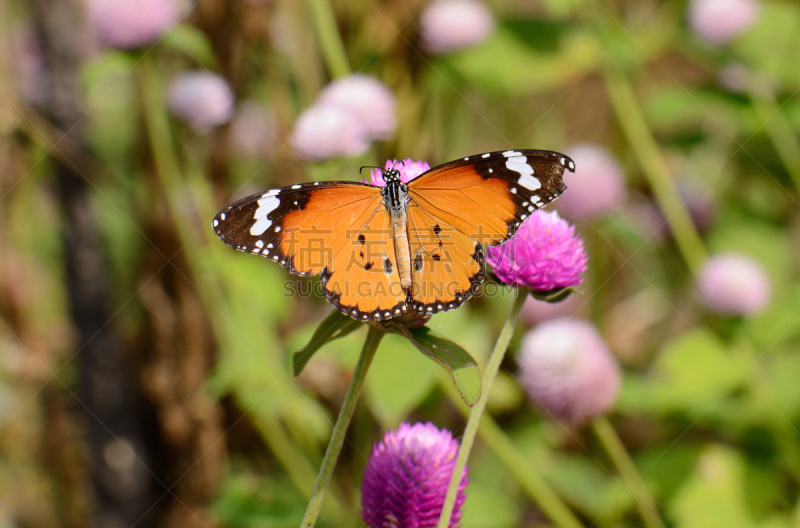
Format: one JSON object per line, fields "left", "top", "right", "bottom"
{"left": 688, "top": 0, "right": 760, "bottom": 46}
{"left": 557, "top": 145, "right": 627, "bottom": 221}
{"left": 696, "top": 253, "right": 771, "bottom": 316}
{"left": 486, "top": 210, "right": 588, "bottom": 292}
{"left": 291, "top": 103, "right": 370, "bottom": 161}
{"left": 167, "top": 71, "right": 235, "bottom": 134}
{"left": 361, "top": 422, "right": 468, "bottom": 528}
{"left": 368, "top": 159, "right": 431, "bottom": 186}
{"left": 520, "top": 294, "right": 583, "bottom": 326}
{"left": 318, "top": 75, "right": 397, "bottom": 140}
{"left": 518, "top": 318, "right": 620, "bottom": 424}
{"left": 228, "top": 100, "right": 277, "bottom": 158}
{"left": 419, "top": 0, "right": 495, "bottom": 54}
{"left": 88, "top": 0, "right": 180, "bottom": 49}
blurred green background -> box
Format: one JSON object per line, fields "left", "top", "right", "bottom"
{"left": 1, "top": 0, "right": 800, "bottom": 527}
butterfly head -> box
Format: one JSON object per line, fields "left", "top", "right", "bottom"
{"left": 383, "top": 168, "right": 402, "bottom": 183}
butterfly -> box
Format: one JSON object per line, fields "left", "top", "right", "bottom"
{"left": 213, "top": 150, "right": 574, "bottom": 321}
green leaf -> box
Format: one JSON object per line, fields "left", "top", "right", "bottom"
{"left": 365, "top": 333, "right": 438, "bottom": 426}
{"left": 529, "top": 286, "right": 580, "bottom": 303}
{"left": 669, "top": 445, "right": 793, "bottom": 528}
{"left": 292, "top": 311, "right": 361, "bottom": 375}
{"left": 389, "top": 324, "right": 482, "bottom": 406}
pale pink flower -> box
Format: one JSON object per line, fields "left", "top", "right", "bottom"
{"left": 688, "top": 0, "right": 760, "bottom": 46}
{"left": 290, "top": 103, "right": 370, "bottom": 161}
{"left": 518, "top": 318, "right": 620, "bottom": 424}
{"left": 696, "top": 253, "right": 771, "bottom": 316}
{"left": 557, "top": 145, "right": 627, "bottom": 221}
{"left": 318, "top": 75, "right": 397, "bottom": 140}
{"left": 167, "top": 71, "right": 235, "bottom": 134}
{"left": 419, "top": 0, "right": 495, "bottom": 54}
{"left": 88, "top": 0, "right": 180, "bottom": 49}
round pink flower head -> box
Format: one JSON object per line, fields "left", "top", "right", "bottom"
{"left": 361, "top": 422, "right": 468, "bottom": 528}
{"left": 557, "top": 145, "right": 627, "bottom": 221}
{"left": 486, "top": 210, "right": 588, "bottom": 292}
{"left": 88, "top": 0, "right": 180, "bottom": 49}
{"left": 167, "top": 71, "right": 235, "bottom": 134}
{"left": 696, "top": 253, "right": 771, "bottom": 316}
{"left": 518, "top": 318, "right": 621, "bottom": 424}
{"left": 317, "top": 74, "right": 397, "bottom": 141}
{"left": 369, "top": 159, "right": 431, "bottom": 186}
{"left": 687, "top": 0, "right": 760, "bottom": 46}
{"left": 419, "top": 0, "right": 496, "bottom": 54}
{"left": 291, "top": 103, "right": 370, "bottom": 161}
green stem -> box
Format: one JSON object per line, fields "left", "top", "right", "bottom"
{"left": 300, "top": 325, "right": 384, "bottom": 527}
{"left": 136, "top": 57, "right": 349, "bottom": 520}
{"left": 438, "top": 375, "right": 585, "bottom": 528}
{"left": 437, "top": 288, "right": 529, "bottom": 528}
{"left": 603, "top": 69, "right": 707, "bottom": 274}
{"left": 750, "top": 93, "right": 800, "bottom": 196}
{"left": 591, "top": 417, "right": 663, "bottom": 528}
{"left": 307, "top": 0, "right": 351, "bottom": 78}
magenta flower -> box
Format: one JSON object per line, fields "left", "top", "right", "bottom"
{"left": 88, "top": 0, "right": 180, "bottom": 49}
{"left": 518, "top": 318, "right": 621, "bottom": 424}
{"left": 318, "top": 75, "right": 397, "bottom": 141}
{"left": 486, "top": 210, "right": 588, "bottom": 292}
{"left": 361, "top": 422, "right": 468, "bottom": 528}
{"left": 687, "top": 0, "right": 760, "bottom": 46}
{"left": 696, "top": 253, "right": 771, "bottom": 316}
{"left": 557, "top": 145, "right": 627, "bottom": 221}
{"left": 419, "top": 0, "right": 496, "bottom": 54}
{"left": 368, "top": 159, "right": 431, "bottom": 186}
{"left": 167, "top": 71, "right": 235, "bottom": 134}
{"left": 291, "top": 103, "right": 370, "bottom": 161}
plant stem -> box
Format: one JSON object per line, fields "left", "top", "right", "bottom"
{"left": 300, "top": 324, "right": 384, "bottom": 527}
{"left": 603, "top": 69, "right": 707, "bottom": 274}
{"left": 437, "top": 375, "right": 585, "bottom": 528}
{"left": 591, "top": 417, "right": 663, "bottom": 528}
{"left": 437, "top": 288, "right": 528, "bottom": 528}
{"left": 750, "top": 93, "right": 800, "bottom": 196}
{"left": 307, "top": 0, "right": 351, "bottom": 78}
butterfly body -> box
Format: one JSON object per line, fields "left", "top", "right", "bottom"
{"left": 213, "top": 149, "right": 574, "bottom": 321}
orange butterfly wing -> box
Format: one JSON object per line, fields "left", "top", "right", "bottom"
{"left": 405, "top": 204, "right": 485, "bottom": 314}
{"left": 213, "top": 182, "right": 405, "bottom": 320}
{"left": 405, "top": 149, "right": 573, "bottom": 312}
{"left": 408, "top": 149, "right": 572, "bottom": 246}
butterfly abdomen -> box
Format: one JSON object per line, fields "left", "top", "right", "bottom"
{"left": 391, "top": 207, "right": 412, "bottom": 289}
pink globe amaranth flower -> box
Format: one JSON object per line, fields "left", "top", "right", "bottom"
{"left": 688, "top": 0, "right": 760, "bottom": 46}
{"left": 167, "top": 71, "right": 235, "bottom": 134}
{"left": 486, "top": 210, "right": 588, "bottom": 292}
{"left": 361, "top": 422, "right": 468, "bottom": 528}
{"left": 557, "top": 145, "right": 627, "bottom": 221}
{"left": 228, "top": 100, "right": 277, "bottom": 158}
{"left": 419, "top": 0, "right": 495, "bottom": 54}
{"left": 88, "top": 0, "right": 180, "bottom": 49}
{"left": 317, "top": 75, "right": 397, "bottom": 141}
{"left": 291, "top": 103, "right": 370, "bottom": 161}
{"left": 518, "top": 318, "right": 620, "bottom": 424}
{"left": 368, "top": 159, "right": 431, "bottom": 186}
{"left": 696, "top": 253, "right": 771, "bottom": 316}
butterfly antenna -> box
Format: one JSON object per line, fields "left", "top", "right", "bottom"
{"left": 359, "top": 165, "right": 383, "bottom": 174}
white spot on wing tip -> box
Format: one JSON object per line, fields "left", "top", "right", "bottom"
{"left": 291, "top": 184, "right": 301, "bottom": 189}
{"left": 482, "top": 153, "right": 490, "bottom": 158}
{"left": 213, "top": 219, "right": 219, "bottom": 227}
{"left": 220, "top": 213, "right": 226, "bottom": 221}
{"left": 503, "top": 150, "right": 523, "bottom": 157}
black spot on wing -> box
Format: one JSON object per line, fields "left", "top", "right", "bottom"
{"left": 384, "top": 258, "right": 393, "bottom": 274}
{"left": 413, "top": 254, "right": 423, "bottom": 271}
